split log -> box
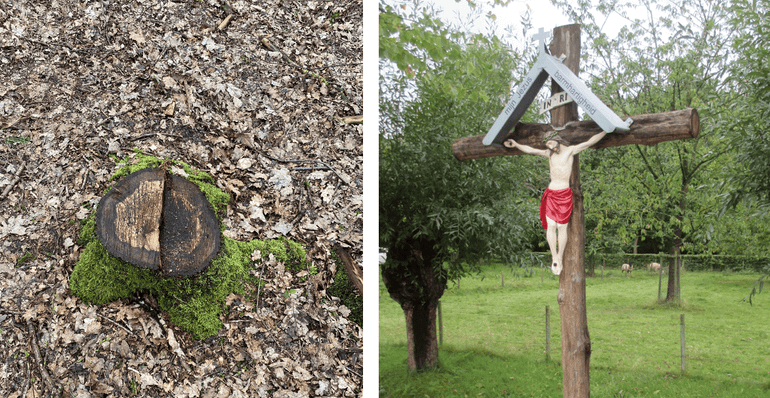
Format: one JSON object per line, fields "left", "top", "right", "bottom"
{"left": 96, "top": 168, "right": 220, "bottom": 277}
{"left": 452, "top": 108, "right": 699, "bottom": 161}
{"left": 333, "top": 243, "right": 363, "bottom": 296}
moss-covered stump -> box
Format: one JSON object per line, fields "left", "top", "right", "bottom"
{"left": 69, "top": 153, "right": 309, "bottom": 339}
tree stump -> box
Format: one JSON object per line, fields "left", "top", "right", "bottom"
{"left": 96, "top": 168, "right": 221, "bottom": 277}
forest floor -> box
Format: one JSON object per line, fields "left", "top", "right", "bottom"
{"left": 0, "top": 0, "right": 362, "bottom": 396}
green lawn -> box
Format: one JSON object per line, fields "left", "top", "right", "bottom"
{"left": 380, "top": 264, "right": 770, "bottom": 397}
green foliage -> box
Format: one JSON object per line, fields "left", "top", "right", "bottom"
{"left": 724, "top": 0, "right": 770, "bottom": 211}
{"left": 16, "top": 252, "right": 35, "bottom": 266}
{"left": 327, "top": 252, "right": 363, "bottom": 326}
{"left": 380, "top": 30, "right": 540, "bottom": 280}
{"left": 379, "top": 1, "right": 532, "bottom": 81}
{"left": 69, "top": 157, "right": 309, "bottom": 340}
{"left": 379, "top": 4, "right": 459, "bottom": 75}
{"left": 5, "top": 136, "right": 30, "bottom": 145}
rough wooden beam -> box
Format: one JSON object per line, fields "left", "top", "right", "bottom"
{"left": 452, "top": 108, "right": 699, "bottom": 161}
{"left": 550, "top": 24, "right": 591, "bottom": 398}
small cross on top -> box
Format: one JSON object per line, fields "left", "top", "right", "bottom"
{"left": 533, "top": 27, "right": 552, "bottom": 55}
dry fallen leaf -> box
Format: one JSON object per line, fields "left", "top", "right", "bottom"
{"left": 0, "top": 0, "right": 362, "bottom": 395}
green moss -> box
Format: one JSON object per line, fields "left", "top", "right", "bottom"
{"left": 69, "top": 155, "right": 309, "bottom": 340}
{"left": 327, "top": 252, "right": 363, "bottom": 326}
{"left": 16, "top": 252, "right": 36, "bottom": 266}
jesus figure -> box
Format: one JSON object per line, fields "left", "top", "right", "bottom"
{"left": 504, "top": 130, "right": 607, "bottom": 275}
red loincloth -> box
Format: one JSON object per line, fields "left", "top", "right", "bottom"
{"left": 540, "top": 188, "right": 573, "bottom": 229}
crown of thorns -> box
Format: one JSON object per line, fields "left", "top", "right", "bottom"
{"left": 544, "top": 131, "right": 561, "bottom": 142}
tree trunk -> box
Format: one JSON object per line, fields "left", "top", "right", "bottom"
{"left": 381, "top": 241, "right": 445, "bottom": 371}
{"left": 665, "top": 244, "right": 679, "bottom": 302}
{"left": 552, "top": 24, "right": 591, "bottom": 398}
{"left": 402, "top": 299, "right": 439, "bottom": 370}
{"left": 666, "top": 177, "right": 689, "bottom": 303}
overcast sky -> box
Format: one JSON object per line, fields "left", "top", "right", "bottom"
{"left": 428, "top": 0, "right": 628, "bottom": 52}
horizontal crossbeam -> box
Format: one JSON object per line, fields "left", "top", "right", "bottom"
{"left": 453, "top": 108, "right": 699, "bottom": 161}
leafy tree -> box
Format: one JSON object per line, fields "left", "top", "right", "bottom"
{"left": 380, "top": 4, "right": 538, "bottom": 370}
{"left": 725, "top": 0, "right": 770, "bottom": 210}
{"left": 724, "top": 0, "right": 770, "bottom": 301}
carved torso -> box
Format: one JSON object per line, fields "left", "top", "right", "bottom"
{"left": 547, "top": 145, "right": 575, "bottom": 190}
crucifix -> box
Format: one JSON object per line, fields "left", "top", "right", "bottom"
{"left": 452, "top": 24, "right": 699, "bottom": 398}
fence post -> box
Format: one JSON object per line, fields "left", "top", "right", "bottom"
{"left": 502, "top": 272, "right": 504, "bottom": 288}
{"left": 438, "top": 301, "right": 443, "bottom": 346}
{"left": 657, "top": 254, "right": 664, "bottom": 302}
{"left": 680, "top": 314, "right": 686, "bottom": 374}
{"left": 601, "top": 258, "right": 605, "bottom": 279}
{"left": 545, "top": 305, "right": 551, "bottom": 361}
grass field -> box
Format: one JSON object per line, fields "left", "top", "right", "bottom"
{"left": 380, "top": 263, "right": 770, "bottom": 397}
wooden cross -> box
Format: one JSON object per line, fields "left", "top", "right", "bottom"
{"left": 452, "top": 24, "right": 699, "bottom": 398}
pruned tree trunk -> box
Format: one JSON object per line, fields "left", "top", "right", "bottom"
{"left": 402, "top": 298, "right": 439, "bottom": 370}
{"left": 381, "top": 242, "right": 445, "bottom": 371}
{"left": 552, "top": 24, "right": 591, "bottom": 398}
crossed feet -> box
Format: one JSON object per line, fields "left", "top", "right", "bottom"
{"left": 551, "top": 260, "right": 563, "bottom": 276}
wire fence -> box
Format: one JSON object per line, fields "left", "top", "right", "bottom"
{"left": 435, "top": 302, "right": 769, "bottom": 376}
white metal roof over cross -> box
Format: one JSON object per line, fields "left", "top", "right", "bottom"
{"left": 482, "top": 27, "right": 632, "bottom": 147}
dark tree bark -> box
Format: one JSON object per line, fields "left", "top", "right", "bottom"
{"left": 551, "top": 24, "right": 592, "bottom": 398}
{"left": 380, "top": 240, "right": 445, "bottom": 371}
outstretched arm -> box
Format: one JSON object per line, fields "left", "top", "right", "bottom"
{"left": 504, "top": 139, "right": 550, "bottom": 158}
{"left": 572, "top": 131, "right": 607, "bottom": 154}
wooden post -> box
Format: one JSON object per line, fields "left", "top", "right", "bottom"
{"left": 438, "top": 301, "right": 443, "bottom": 346}
{"left": 658, "top": 254, "right": 664, "bottom": 301}
{"left": 546, "top": 305, "right": 552, "bottom": 361}
{"left": 502, "top": 272, "right": 505, "bottom": 288}
{"left": 680, "top": 314, "right": 686, "bottom": 374}
{"left": 552, "top": 24, "right": 591, "bottom": 398}
{"left": 657, "top": 268, "right": 663, "bottom": 302}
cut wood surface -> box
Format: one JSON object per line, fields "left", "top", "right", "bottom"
{"left": 161, "top": 174, "right": 220, "bottom": 277}
{"left": 452, "top": 108, "right": 699, "bottom": 161}
{"left": 334, "top": 242, "right": 363, "bottom": 295}
{"left": 96, "top": 168, "right": 220, "bottom": 277}
{"left": 96, "top": 168, "right": 164, "bottom": 270}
